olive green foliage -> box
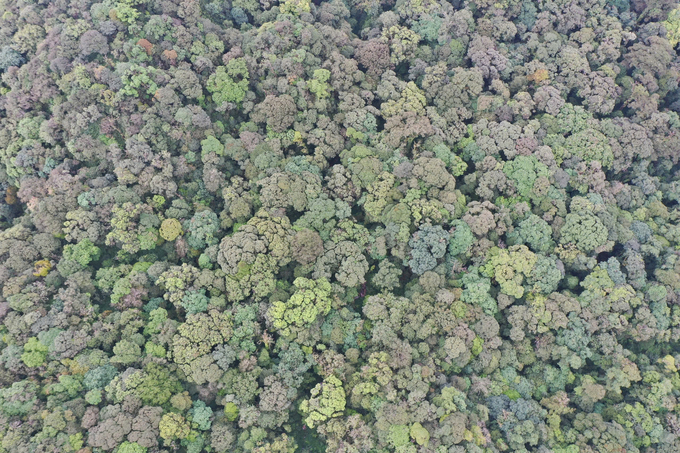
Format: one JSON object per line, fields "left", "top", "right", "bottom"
{"left": 105, "top": 363, "right": 183, "bottom": 405}
{"left": 224, "top": 402, "right": 239, "bottom": 421}
{"left": 482, "top": 245, "right": 538, "bottom": 299}
{"left": 560, "top": 212, "right": 609, "bottom": 252}
{"left": 508, "top": 214, "right": 554, "bottom": 254}
{"left": 503, "top": 156, "right": 550, "bottom": 198}
{"left": 664, "top": 7, "right": 680, "bottom": 47}
{"left": 268, "top": 277, "right": 332, "bottom": 337}
{"left": 159, "top": 413, "right": 191, "bottom": 441}
{"left": 159, "top": 218, "right": 183, "bottom": 241}
{"left": 206, "top": 58, "right": 250, "bottom": 105}
{"left": 120, "top": 64, "right": 158, "bottom": 97}
{"left": 3, "top": 1, "right": 680, "bottom": 452}
{"left": 201, "top": 136, "right": 224, "bottom": 157}
{"left": 0, "top": 381, "right": 37, "bottom": 416}
{"left": 21, "top": 337, "right": 48, "bottom": 367}
{"left": 300, "top": 375, "right": 346, "bottom": 429}
{"left": 118, "top": 442, "right": 147, "bottom": 453}
{"left": 279, "top": 0, "right": 311, "bottom": 15}
{"left": 62, "top": 238, "right": 101, "bottom": 266}
{"left": 110, "top": 339, "right": 142, "bottom": 365}
{"left": 410, "top": 422, "right": 430, "bottom": 446}
{"left": 388, "top": 424, "right": 410, "bottom": 448}
{"left": 308, "top": 69, "right": 332, "bottom": 99}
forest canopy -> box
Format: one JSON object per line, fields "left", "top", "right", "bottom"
{"left": 1, "top": 0, "right": 680, "bottom": 452}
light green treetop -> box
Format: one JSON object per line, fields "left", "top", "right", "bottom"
{"left": 206, "top": 58, "right": 250, "bottom": 105}
{"left": 560, "top": 212, "right": 609, "bottom": 253}
{"left": 268, "top": 277, "right": 332, "bottom": 337}
{"left": 300, "top": 375, "right": 346, "bottom": 429}
{"left": 482, "top": 245, "right": 538, "bottom": 299}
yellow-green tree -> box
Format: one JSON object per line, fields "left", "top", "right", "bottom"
{"left": 268, "top": 277, "right": 332, "bottom": 337}
{"left": 300, "top": 375, "right": 346, "bottom": 429}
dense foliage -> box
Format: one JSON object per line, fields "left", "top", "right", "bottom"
{"left": 1, "top": 0, "right": 680, "bottom": 452}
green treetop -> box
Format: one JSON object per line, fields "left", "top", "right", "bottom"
{"left": 482, "top": 245, "right": 538, "bottom": 299}
{"left": 206, "top": 58, "right": 250, "bottom": 105}
{"left": 300, "top": 375, "right": 346, "bottom": 429}
{"left": 21, "top": 337, "right": 48, "bottom": 368}
{"left": 62, "top": 238, "right": 101, "bottom": 267}
{"left": 560, "top": 212, "right": 609, "bottom": 253}
{"left": 159, "top": 413, "right": 191, "bottom": 441}
{"left": 268, "top": 277, "right": 332, "bottom": 337}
